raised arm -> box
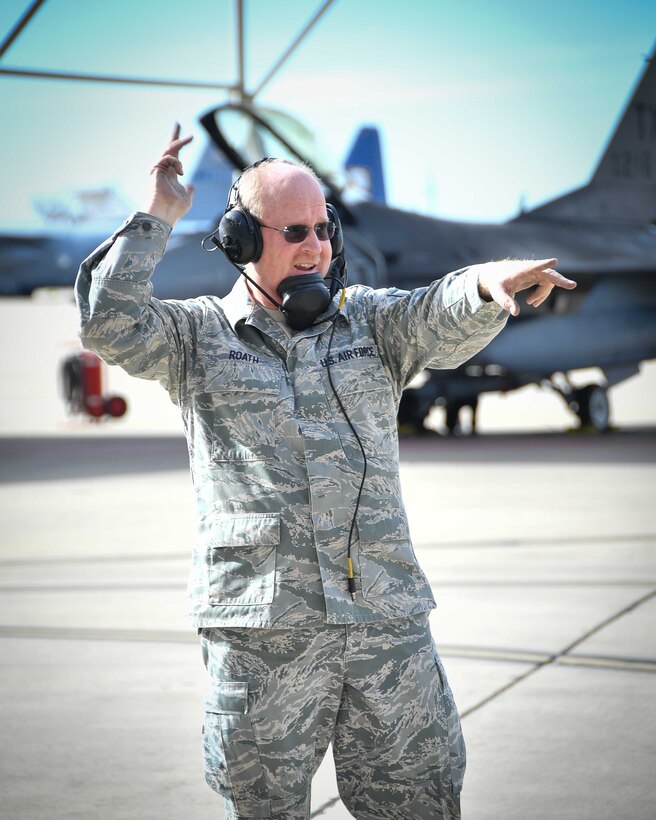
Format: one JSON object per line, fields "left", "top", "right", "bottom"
{"left": 142, "top": 123, "right": 195, "bottom": 227}
{"left": 75, "top": 126, "right": 202, "bottom": 402}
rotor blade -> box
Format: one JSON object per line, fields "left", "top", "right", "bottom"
{"left": 251, "top": 0, "right": 336, "bottom": 98}
{"left": 0, "top": 66, "right": 236, "bottom": 91}
{"left": 0, "top": 0, "right": 48, "bottom": 60}
{"left": 236, "top": 0, "right": 245, "bottom": 99}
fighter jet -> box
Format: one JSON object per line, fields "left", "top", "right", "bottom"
{"left": 1, "top": 48, "right": 654, "bottom": 433}
{"left": 182, "top": 47, "right": 656, "bottom": 433}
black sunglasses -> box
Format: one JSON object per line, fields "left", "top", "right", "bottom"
{"left": 258, "top": 221, "right": 336, "bottom": 244}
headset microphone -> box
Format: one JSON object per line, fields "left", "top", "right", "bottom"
{"left": 278, "top": 272, "right": 331, "bottom": 331}
{"left": 203, "top": 232, "right": 345, "bottom": 329}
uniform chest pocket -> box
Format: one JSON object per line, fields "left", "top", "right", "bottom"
{"left": 204, "top": 360, "right": 282, "bottom": 461}
{"left": 323, "top": 355, "right": 386, "bottom": 396}
{"left": 321, "top": 359, "right": 397, "bottom": 455}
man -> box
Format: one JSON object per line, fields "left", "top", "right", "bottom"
{"left": 76, "top": 127, "right": 575, "bottom": 819}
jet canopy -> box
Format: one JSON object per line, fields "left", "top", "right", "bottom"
{"left": 199, "top": 104, "right": 347, "bottom": 201}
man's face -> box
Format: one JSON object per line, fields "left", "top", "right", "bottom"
{"left": 245, "top": 168, "right": 332, "bottom": 306}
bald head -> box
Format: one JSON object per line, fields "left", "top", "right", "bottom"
{"left": 238, "top": 159, "right": 323, "bottom": 221}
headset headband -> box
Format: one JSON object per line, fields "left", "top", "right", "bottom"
{"left": 215, "top": 158, "right": 343, "bottom": 267}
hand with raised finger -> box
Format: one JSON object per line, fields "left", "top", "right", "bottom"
{"left": 142, "top": 123, "right": 195, "bottom": 227}
{"left": 477, "top": 258, "right": 576, "bottom": 316}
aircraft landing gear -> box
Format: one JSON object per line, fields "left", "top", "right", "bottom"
{"left": 558, "top": 383, "right": 610, "bottom": 432}
{"left": 445, "top": 403, "right": 460, "bottom": 435}
{"left": 445, "top": 398, "right": 478, "bottom": 436}
{"left": 569, "top": 384, "right": 610, "bottom": 431}
{"left": 550, "top": 374, "right": 611, "bottom": 433}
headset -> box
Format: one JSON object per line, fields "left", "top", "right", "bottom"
{"left": 217, "top": 160, "right": 344, "bottom": 269}
{"left": 203, "top": 159, "right": 346, "bottom": 313}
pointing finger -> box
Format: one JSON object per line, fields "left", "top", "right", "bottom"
{"left": 539, "top": 268, "right": 577, "bottom": 289}
{"left": 164, "top": 120, "right": 193, "bottom": 155}
{"left": 530, "top": 258, "right": 558, "bottom": 272}
{"left": 526, "top": 259, "right": 575, "bottom": 288}
{"left": 526, "top": 281, "right": 554, "bottom": 306}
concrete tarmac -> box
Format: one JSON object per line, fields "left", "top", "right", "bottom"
{"left": 1, "top": 432, "right": 655, "bottom": 819}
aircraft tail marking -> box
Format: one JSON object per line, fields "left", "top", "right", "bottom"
{"left": 523, "top": 45, "right": 656, "bottom": 225}
{"left": 344, "top": 126, "right": 387, "bottom": 204}
{"left": 592, "top": 44, "right": 656, "bottom": 186}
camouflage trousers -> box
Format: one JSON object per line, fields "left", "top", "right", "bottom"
{"left": 199, "top": 612, "right": 465, "bottom": 819}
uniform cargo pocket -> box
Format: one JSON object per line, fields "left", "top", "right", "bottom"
{"left": 203, "top": 681, "right": 271, "bottom": 816}
{"left": 208, "top": 513, "right": 279, "bottom": 606}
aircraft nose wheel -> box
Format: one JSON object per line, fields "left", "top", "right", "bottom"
{"left": 569, "top": 384, "right": 610, "bottom": 432}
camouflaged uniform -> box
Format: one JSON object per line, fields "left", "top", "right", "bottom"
{"left": 76, "top": 212, "right": 508, "bottom": 819}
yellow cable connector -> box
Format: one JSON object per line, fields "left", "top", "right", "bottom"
{"left": 338, "top": 288, "right": 347, "bottom": 310}
{"left": 347, "top": 556, "right": 356, "bottom": 599}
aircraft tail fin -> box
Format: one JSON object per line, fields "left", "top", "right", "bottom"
{"left": 522, "top": 46, "right": 656, "bottom": 224}
{"left": 344, "top": 126, "right": 387, "bottom": 204}
{"left": 591, "top": 44, "right": 656, "bottom": 186}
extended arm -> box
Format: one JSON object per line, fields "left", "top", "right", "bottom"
{"left": 364, "top": 259, "right": 576, "bottom": 392}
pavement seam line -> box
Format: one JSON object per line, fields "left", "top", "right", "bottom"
{"left": 557, "top": 587, "right": 656, "bottom": 657}
{"left": 3, "top": 626, "right": 656, "bottom": 677}
{"left": 0, "top": 626, "right": 196, "bottom": 643}
{"left": 416, "top": 533, "right": 656, "bottom": 549}
{"left": 310, "top": 795, "right": 342, "bottom": 817}
{"left": 441, "top": 644, "right": 656, "bottom": 672}
{"left": 459, "top": 587, "right": 656, "bottom": 719}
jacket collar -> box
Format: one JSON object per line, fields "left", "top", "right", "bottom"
{"left": 221, "top": 275, "right": 347, "bottom": 344}
{"left": 220, "top": 275, "right": 259, "bottom": 331}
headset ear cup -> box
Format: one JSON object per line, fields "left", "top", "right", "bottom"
{"left": 217, "top": 208, "right": 263, "bottom": 264}
{"left": 326, "top": 203, "right": 343, "bottom": 259}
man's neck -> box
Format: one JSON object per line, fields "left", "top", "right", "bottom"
{"left": 244, "top": 276, "right": 281, "bottom": 309}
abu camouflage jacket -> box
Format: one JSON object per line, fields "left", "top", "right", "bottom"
{"left": 75, "top": 213, "right": 508, "bottom": 628}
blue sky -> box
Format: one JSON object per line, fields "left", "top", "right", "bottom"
{"left": 0, "top": 0, "right": 654, "bottom": 227}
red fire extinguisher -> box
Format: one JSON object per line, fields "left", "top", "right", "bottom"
{"left": 60, "top": 351, "right": 127, "bottom": 419}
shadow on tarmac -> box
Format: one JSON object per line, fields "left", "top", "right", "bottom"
{"left": 0, "top": 436, "right": 189, "bottom": 482}
{"left": 399, "top": 427, "right": 656, "bottom": 464}
{"left": 1, "top": 428, "right": 655, "bottom": 483}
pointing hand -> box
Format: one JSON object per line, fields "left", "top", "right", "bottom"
{"left": 476, "top": 258, "right": 576, "bottom": 316}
